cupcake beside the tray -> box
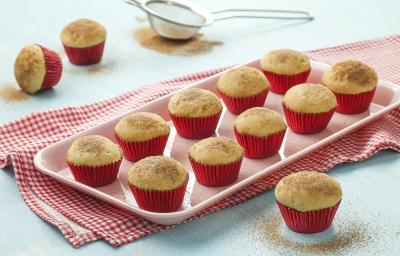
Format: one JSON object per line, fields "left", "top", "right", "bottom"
{"left": 322, "top": 60, "right": 378, "bottom": 114}
{"left": 217, "top": 66, "right": 269, "bottom": 114}
{"left": 114, "top": 112, "right": 170, "bottom": 162}
{"left": 60, "top": 18, "right": 107, "bottom": 65}
{"left": 168, "top": 88, "right": 222, "bottom": 139}
{"left": 14, "top": 44, "right": 62, "bottom": 94}
{"left": 260, "top": 49, "right": 311, "bottom": 94}
{"left": 275, "top": 171, "right": 342, "bottom": 233}
{"left": 128, "top": 156, "right": 189, "bottom": 212}
{"left": 189, "top": 136, "right": 243, "bottom": 187}
{"left": 234, "top": 107, "right": 286, "bottom": 158}
{"left": 283, "top": 83, "right": 337, "bottom": 134}
{"left": 66, "top": 135, "right": 122, "bottom": 187}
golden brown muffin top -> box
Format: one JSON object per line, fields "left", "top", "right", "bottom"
{"left": 275, "top": 171, "right": 342, "bottom": 212}
{"left": 61, "top": 18, "right": 107, "bottom": 48}
{"left": 235, "top": 107, "right": 286, "bottom": 137}
{"left": 283, "top": 83, "right": 337, "bottom": 113}
{"left": 322, "top": 60, "right": 378, "bottom": 94}
{"left": 115, "top": 112, "right": 169, "bottom": 142}
{"left": 14, "top": 44, "right": 46, "bottom": 94}
{"left": 189, "top": 136, "right": 243, "bottom": 165}
{"left": 168, "top": 88, "right": 222, "bottom": 117}
{"left": 217, "top": 66, "right": 269, "bottom": 97}
{"left": 128, "top": 156, "right": 188, "bottom": 191}
{"left": 260, "top": 49, "right": 311, "bottom": 75}
{"left": 67, "top": 135, "right": 122, "bottom": 167}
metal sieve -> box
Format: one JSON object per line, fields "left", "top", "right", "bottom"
{"left": 126, "top": 0, "right": 314, "bottom": 40}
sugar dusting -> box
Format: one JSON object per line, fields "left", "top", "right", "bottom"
{"left": 133, "top": 27, "right": 223, "bottom": 56}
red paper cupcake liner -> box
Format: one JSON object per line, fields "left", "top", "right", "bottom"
{"left": 334, "top": 88, "right": 376, "bottom": 114}
{"left": 129, "top": 177, "right": 188, "bottom": 212}
{"left": 277, "top": 201, "right": 341, "bottom": 233}
{"left": 217, "top": 88, "right": 269, "bottom": 115}
{"left": 283, "top": 104, "right": 336, "bottom": 134}
{"left": 262, "top": 70, "right": 311, "bottom": 94}
{"left": 67, "top": 158, "right": 122, "bottom": 187}
{"left": 189, "top": 156, "right": 243, "bottom": 187}
{"left": 63, "top": 41, "right": 105, "bottom": 65}
{"left": 37, "top": 45, "right": 62, "bottom": 90}
{"left": 169, "top": 111, "right": 221, "bottom": 139}
{"left": 114, "top": 133, "right": 169, "bottom": 162}
{"left": 234, "top": 128, "right": 286, "bottom": 159}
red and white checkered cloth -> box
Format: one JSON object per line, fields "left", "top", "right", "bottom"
{"left": 1, "top": 35, "right": 400, "bottom": 248}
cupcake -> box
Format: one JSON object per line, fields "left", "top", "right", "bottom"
{"left": 168, "top": 88, "right": 222, "bottom": 139}
{"left": 128, "top": 156, "right": 188, "bottom": 212}
{"left": 114, "top": 112, "right": 170, "bottom": 162}
{"left": 283, "top": 83, "right": 337, "bottom": 134}
{"left": 66, "top": 135, "right": 122, "bottom": 187}
{"left": 60, "top": 18, "right": 106, "bottom": 65}
{"left": 275, "top": 171, "right": 342, "bottom": 233}
{"left": 322, "top": 60, "right": 378, "bottom": 114}
{"left": 14, "top": 44, "right": 62, "bottom": 94}
{"left": 234, "top": 107, "right": 286, "bottom": 158}
{"left": 260, "top": 49, "right": 311, "bottom": 94}
{"left": 189, "top": 136, "right": 243, "bottom": 187}
{"left": 217, "top": 66, "right": 269, "bottom": 114}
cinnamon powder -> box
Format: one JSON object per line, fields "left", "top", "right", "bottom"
{"left": 0, "top": 83, "right": 28, "bottom": 102}
{"left": 252, "top": 211, "right": 373, "bottom": 254}
{"left": 133, "top": 27, "right": 223, "bottom": 56}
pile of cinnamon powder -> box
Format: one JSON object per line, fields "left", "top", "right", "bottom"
{"left": 133, "top": 27, "right": 223, "bottom": 56}
{"left": 0, "top": 83, "right": 28, "bottom": 103}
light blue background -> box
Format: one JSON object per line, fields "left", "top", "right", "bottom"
{"left": 1, "top": 0, "right": 400, "bottom": 255}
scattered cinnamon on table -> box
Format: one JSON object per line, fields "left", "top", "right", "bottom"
{"left": 133, "top": 27, "right": 223, "bottom": 56}
{"left": 0, "top": 83, "right": 28, "bottom": 103}
{"left": 252, "top": 211, "right": 373, "bottom": 254}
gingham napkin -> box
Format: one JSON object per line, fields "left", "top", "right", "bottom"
{"left": 1, "top": 35, "right": 400, "bottom": 248}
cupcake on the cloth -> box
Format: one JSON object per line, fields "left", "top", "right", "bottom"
{"left": 66, "top": 135, "right": 122, "bottom": 187}
{"left": 168, "top": 88, "right": 222, "bottom": 139}
{"left": 234, "top": 107, "right": 286, "bottom": 158}
{"left": 61, "top": 18, "right": 106, "bottom": 65}
{"left": 114, "top": 112, "right": 170, "bottom": 162}
{"left": 283, "top": 83, "right": 337, "bottom": 134}
{"left": 322, "top": 60, "right": 378, "bottom": 114}
{"left": 189, "top": 136, "right": 243, "bottom": 187}
{"left": 217, "top": 66, "right": 269, "bottom": 114}
{"left": 275, "top": 171, "right": 342, "bottom": 233}
{"left": 128, "top": 156, "right": 188, "bottom": 212}
{"left": 14, "top": 44, "right": 62, "bottom": 94}
{"left": 260, "top": 49, "right": 311, "bottom": 94}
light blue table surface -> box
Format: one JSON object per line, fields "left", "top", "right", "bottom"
{"left": 1, "top": 0, "right": 400, "bottom": 255}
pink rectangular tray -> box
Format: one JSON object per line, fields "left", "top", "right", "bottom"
{"left": 34, "top": 59, "right": 400, "bottom": 225}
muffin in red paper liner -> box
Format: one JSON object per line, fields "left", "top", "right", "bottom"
{"left": 283, "top": 83, "right": 337, "bottom": 134}
{"left": 275, "top": 171, "right": 342, "bottom": 233}
{"left": 234, "top": 107, "right": 286, "bottom": 158}
{"left": 66, "top": 135, "right": 122, "bottom": 187}
{"left": 61, "top": 18, "right": 106, "bottom": 65}
{"left": 189, "top": 137, "right": 243, "bottom": 187}
{"left": 260, "top": 49, "right": 311, "bottom": 94}
{"left": 322, "top": 60, "right": 378, "bottom": 114}
{"left": 128, "top": 156, "right": 189, "bottom": 212}
{"left": 114, "top": 112, "right": 170, "bottom": 161}
{"left": 217, "top": 66, "right": 269, "bottom": 114}
{"left": 14, "top": 44, "right": 62, "bottom": 94}
{"left": 168, "top": 88, "right": 222, "bottom": 139}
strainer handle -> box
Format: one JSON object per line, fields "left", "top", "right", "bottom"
{"left": 212, "top": 9, "right": 314, "bottom": 21}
